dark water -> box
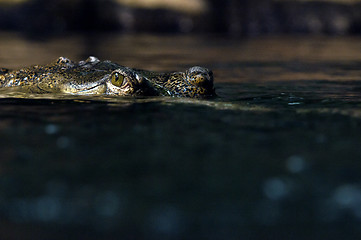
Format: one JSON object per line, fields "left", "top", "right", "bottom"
{"left": 1, "top": 33, "right": 361, "bottom": 240}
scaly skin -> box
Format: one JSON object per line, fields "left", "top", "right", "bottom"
{"left": 0, "top": 56, "right": 215, "bottom": 98}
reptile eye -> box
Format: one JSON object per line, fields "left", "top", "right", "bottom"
{"left": 111, "top": 72, "right": 125, "bottom": 87}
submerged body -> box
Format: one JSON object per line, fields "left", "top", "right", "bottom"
{"left": 0, "top": 57, "right": 215, "bottom": 98}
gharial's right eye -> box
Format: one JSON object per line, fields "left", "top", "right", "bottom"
{"left": 111, "top": 72, "right": 125, "bottom": 87}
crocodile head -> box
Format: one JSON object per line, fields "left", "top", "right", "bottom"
{"left": 62, "top": 64, "right": 215, "bottom": 98}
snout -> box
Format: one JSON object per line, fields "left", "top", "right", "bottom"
{"left": 186, "top": 66, "right": 215, "bottom": 97}
{"left": 187, "top": 66, "right": 214, "bottom": 88}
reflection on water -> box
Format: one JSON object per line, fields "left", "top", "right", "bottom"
{"left": 1, "top": 33, "right": 361, "bottom": 239}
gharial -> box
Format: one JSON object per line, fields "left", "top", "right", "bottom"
{"left": 0, "top": 56, "right": 215, "bottom": 98}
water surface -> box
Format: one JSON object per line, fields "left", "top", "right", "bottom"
{"left": 1, "top": 33, "right": 361, "bottom": 240}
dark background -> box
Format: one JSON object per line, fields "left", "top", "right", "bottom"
{"left": 0, "top": 0, "right": 361, "bottom": 38}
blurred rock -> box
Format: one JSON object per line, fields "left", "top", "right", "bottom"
{"left": 277, "top": 1, "right": 354, "bottom": 34}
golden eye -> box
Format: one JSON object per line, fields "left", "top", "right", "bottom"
{"left": 111, "top": 72, "right": 124, "bottom": 87}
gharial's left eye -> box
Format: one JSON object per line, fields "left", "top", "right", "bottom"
{"left": 111, "top": 72, "right": 125, "bottom": 87}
